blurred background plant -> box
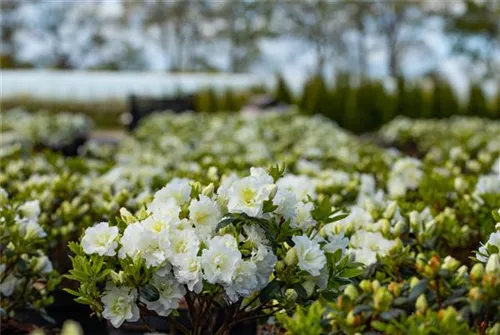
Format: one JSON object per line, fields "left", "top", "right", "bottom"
{"left": 1, "top": 0, "right": 499, "bottom": 133}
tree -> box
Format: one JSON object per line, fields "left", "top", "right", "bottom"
{"left": 371, "top": 1, "right": 429, "bottom": 77}
{"left": 445, "top": 0, "right": 500, "bottom": 80}
{"left": 275, "top": 74, "right": 294, "bottom": 104}
{"left": 466, "top": 83, "right": 488, "bottom": 117}
{"left": 284, "top": 0, "right": 351, "bottom": 75}
{"left": 135, "top": 0, "right": 211, "bottom": 71}
{"left": 214, "top": 0, "right": 275, "bottom": 72}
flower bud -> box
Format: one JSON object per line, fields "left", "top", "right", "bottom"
{"left": 61, "top": 320, "right": 83, "bottom": 335}
{"left": 457, "top": 265, "right": 468, "bottom": 277}
{"left": 383, "top": 201, "right": 398, "bottom": 220}
{"left": 346, "top": 310, "right": 360, "bottom": 326}
{"left": 485, "top": 254, "right": 500, "bottom": 274}
{"left": 285, "top": 248, "right": 298, "bottom": 266}
{"left": 415, "top": 294, "right": 428, "bottom": 313}
{"left": 373, "top": 287, "right": 392, "bottom": 311}
{"left": 466, "top": 160, "right": 481, "bottom": 173}
{"left": 424, "top": 220, "right": 437, "bottom": 235}
{"left": 276, "top": 260, "right": 286, "bottom": 272}
{"left": 468, "top": 287, "right": 482, "bottom": 301}
{"left": 442, "top": 256, "right": 460, "bottom": 272}
{"left": 393, "top": 221, "right": 407, "bottom": 236}
{"left": 409, "top": 277, "right": 420, "bottom": 289}
{"left": 380, "top": 219, "right": 391, "bottom": 236}
{"left": 344, "top": 284, "right": 359, "bottom": 301}
{"left": 268, "top": 184, "right": 278, "bottom": 199}
{"left": 372, "top": 280, "right": 381, "bottom": 291}
{"left": 438, "top": 306, "right": 459, "bottom": 324}
{"left": 202, "top": 183, "right": 215, "bottom": 197}
{"left": 207, "top": 166, "right": 218, "bottom": 181}
{"left": 110, "top": 270, "right": 126, "bottom": 284}
{"left": 359, "top": 280, "right": 372, "bottom": 293}
{"left": 365, "top": 200, "right": 378, "bottom": 219}
{"left": 285, "top": 288, "right": 298, "bottom": 303}
{"left": 388, "top": 282, "right": 402, "bottom": 297}
{"left": 119, "top": 207, "right": 136, "bottom": 224}
{"left": 470, "top": 263, "right": 485, "bottom": 281}
{"left": 454, "top": 177, "right": 467, "bottom": 193}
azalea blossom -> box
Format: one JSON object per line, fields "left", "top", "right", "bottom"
{"left": 102, "top": 285, "right": 140, "bottom": 328}
{"left": 81, "top": 222, "right": 119, "bottom": 257}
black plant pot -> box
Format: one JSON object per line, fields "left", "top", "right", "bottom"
{"left": 45, "top": 290, "right": 107, "bottom": 335}
{"left": 106, "top": 310, "right": 257, "bottom": 335}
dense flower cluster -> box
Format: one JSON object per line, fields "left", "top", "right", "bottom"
{"left": 0, "top": 189, "right": 60, "bottom": 321}
{"left": 1, "top": 108, "right": 93, "bottom": 153}
{"left": 66, "top": 167, "right": 361, "bottom": 332}
{"left": 1, "top": 110, "right": 499, "bottom": 334}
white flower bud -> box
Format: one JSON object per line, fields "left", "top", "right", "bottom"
{"left": 485, "top": 254, "right": 500, "bottom": 274}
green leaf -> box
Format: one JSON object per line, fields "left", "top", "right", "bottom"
{"left": 260, "top": 281, "right": 281, "bottom": 304}
{"left": 352, "top": 304, "right": 372, "bottom": 315}
{"left": 409, "top": 279, "right": 428, "bottom": 301}
{"left": 63, "top": 288, "right": 80, "bottom": 297}
{"left": 139, "top": 284, "right": 160, "bottom": 302}
{"left": 371, "top": 320, "right": 387, "bottom": 331}
{"left": 380, "top": 308, "right": 405, "bottom": 321}
{"left": 215, "top": 216, "right": 236, "bottom": 232}
{"left": 292, "top": 283, "right": 309, "bottom": 300}
{"left": 340, "top": 268, "right": 364, "bottom": 279}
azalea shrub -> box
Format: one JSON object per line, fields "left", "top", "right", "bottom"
{"left": 276, "top": 210, "right": 500, "bottom": 335}
{"left": 0, "top": 108, "right": 93, "bottom": 154}
{"left": 1, "top": 109, "right": 499, "bottom": 334}
{"left": 65, "top": 166, "right": 363, "bottom": 334}
{"left": 0, "top": 189, "right": 60, "bottom": 331}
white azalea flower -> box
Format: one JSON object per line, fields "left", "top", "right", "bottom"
{"left": 141, "top": 275, "right": 185, "bottom": 317}
{"left": 189, "top": 195, "right": 222, "bottom": 237}
{"left": 291, "top": 201, "right": 316, "bottom": 230}
{"left": 251, "top": 245, "right": 277, "bottom": 288}
{"left": 292, "top": 235, "right": 326, "bottom": 276}
{"left": 475, "top": 175, "right": 500, "bottom": 195}
{"left": 81, "top": 222, "right": 119, "bottom": 257}
{"left": 17, "top": 218, "right": 46, "bottom": 240}
{"left": 0, "top": 265, "right": 19, "bottom": 297}
{"left": 34, "top": 255, "right": 53, "bottom": 274}
{"left": 153, "top": 178, "right": 192, "bottom": 207}
{"left": 272, "top": 188, "right": 297, "bottom": 220}
{"left": 388, "top": 157, "right": 423, "bottom": 198}
{"left": 323, "top": 232, "right": 349, "bottom": 254}
{"left": 170, "top": 228, "right": 200, "bottom": 266}
{"left": 349, "top": 230, "right": 395, "bottom": 265}
{"left": 102, "top": 285, "right": 140, "bottom": 328}
{"left": 322, "top": 207, "right": 372, "bottom": 235}
{"left": 18, "top": 200, "right": 41, "bottom": 221}
{"left": 227, "top": 175, "right": 274, "bottom": 218}
{"left": 477, "top": 232, "right": 500, "bottom": 262}
{"left": 276, "top": 175, "right": 317, "bottom": 201}
{"left": 201, "top": 235, "right": 241, "bottom": 285}
{"left": 225, "top": 260, "right": 258, "bottom": 302}
{"left": 173, "top": 254, "right": 203, "bottom": 293}
{"left": 120, "top": 223, "right": 171, "bottom": 267}
{"left": 148, "top": 198, "right": 181, "bottom": 223}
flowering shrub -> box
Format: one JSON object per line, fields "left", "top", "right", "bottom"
{"left": 1, "top": 109, "right": 93, "bottom": 153}
{"left": 277, "top": 209, "right": 500, "bottom": 335}
{"left": 66, "top": 166, "right": 362, "bottom": 333}
{"left": 0, "top": 189, "right": 60, "bottom": 331}
{"left": 1, "top": 109, "right": 499, "bottom": 333}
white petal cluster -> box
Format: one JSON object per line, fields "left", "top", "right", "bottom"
{"left": 79, "top": 167, "right": 351, "bottom": 327}
{"left": 82, "top": 222, "right": 119, "bottom": 256}
{"left": 388, "top": 157, "right": 423, "bottom": 198}
{"left": 349, "top": 231, "right": 396, "bottom": 265}
{"left": 102, "top": 285, "right": 140, "bottom": 328}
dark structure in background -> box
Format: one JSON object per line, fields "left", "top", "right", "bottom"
{"left": 127, "top": 94, "right": 196, "bottom": 130}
